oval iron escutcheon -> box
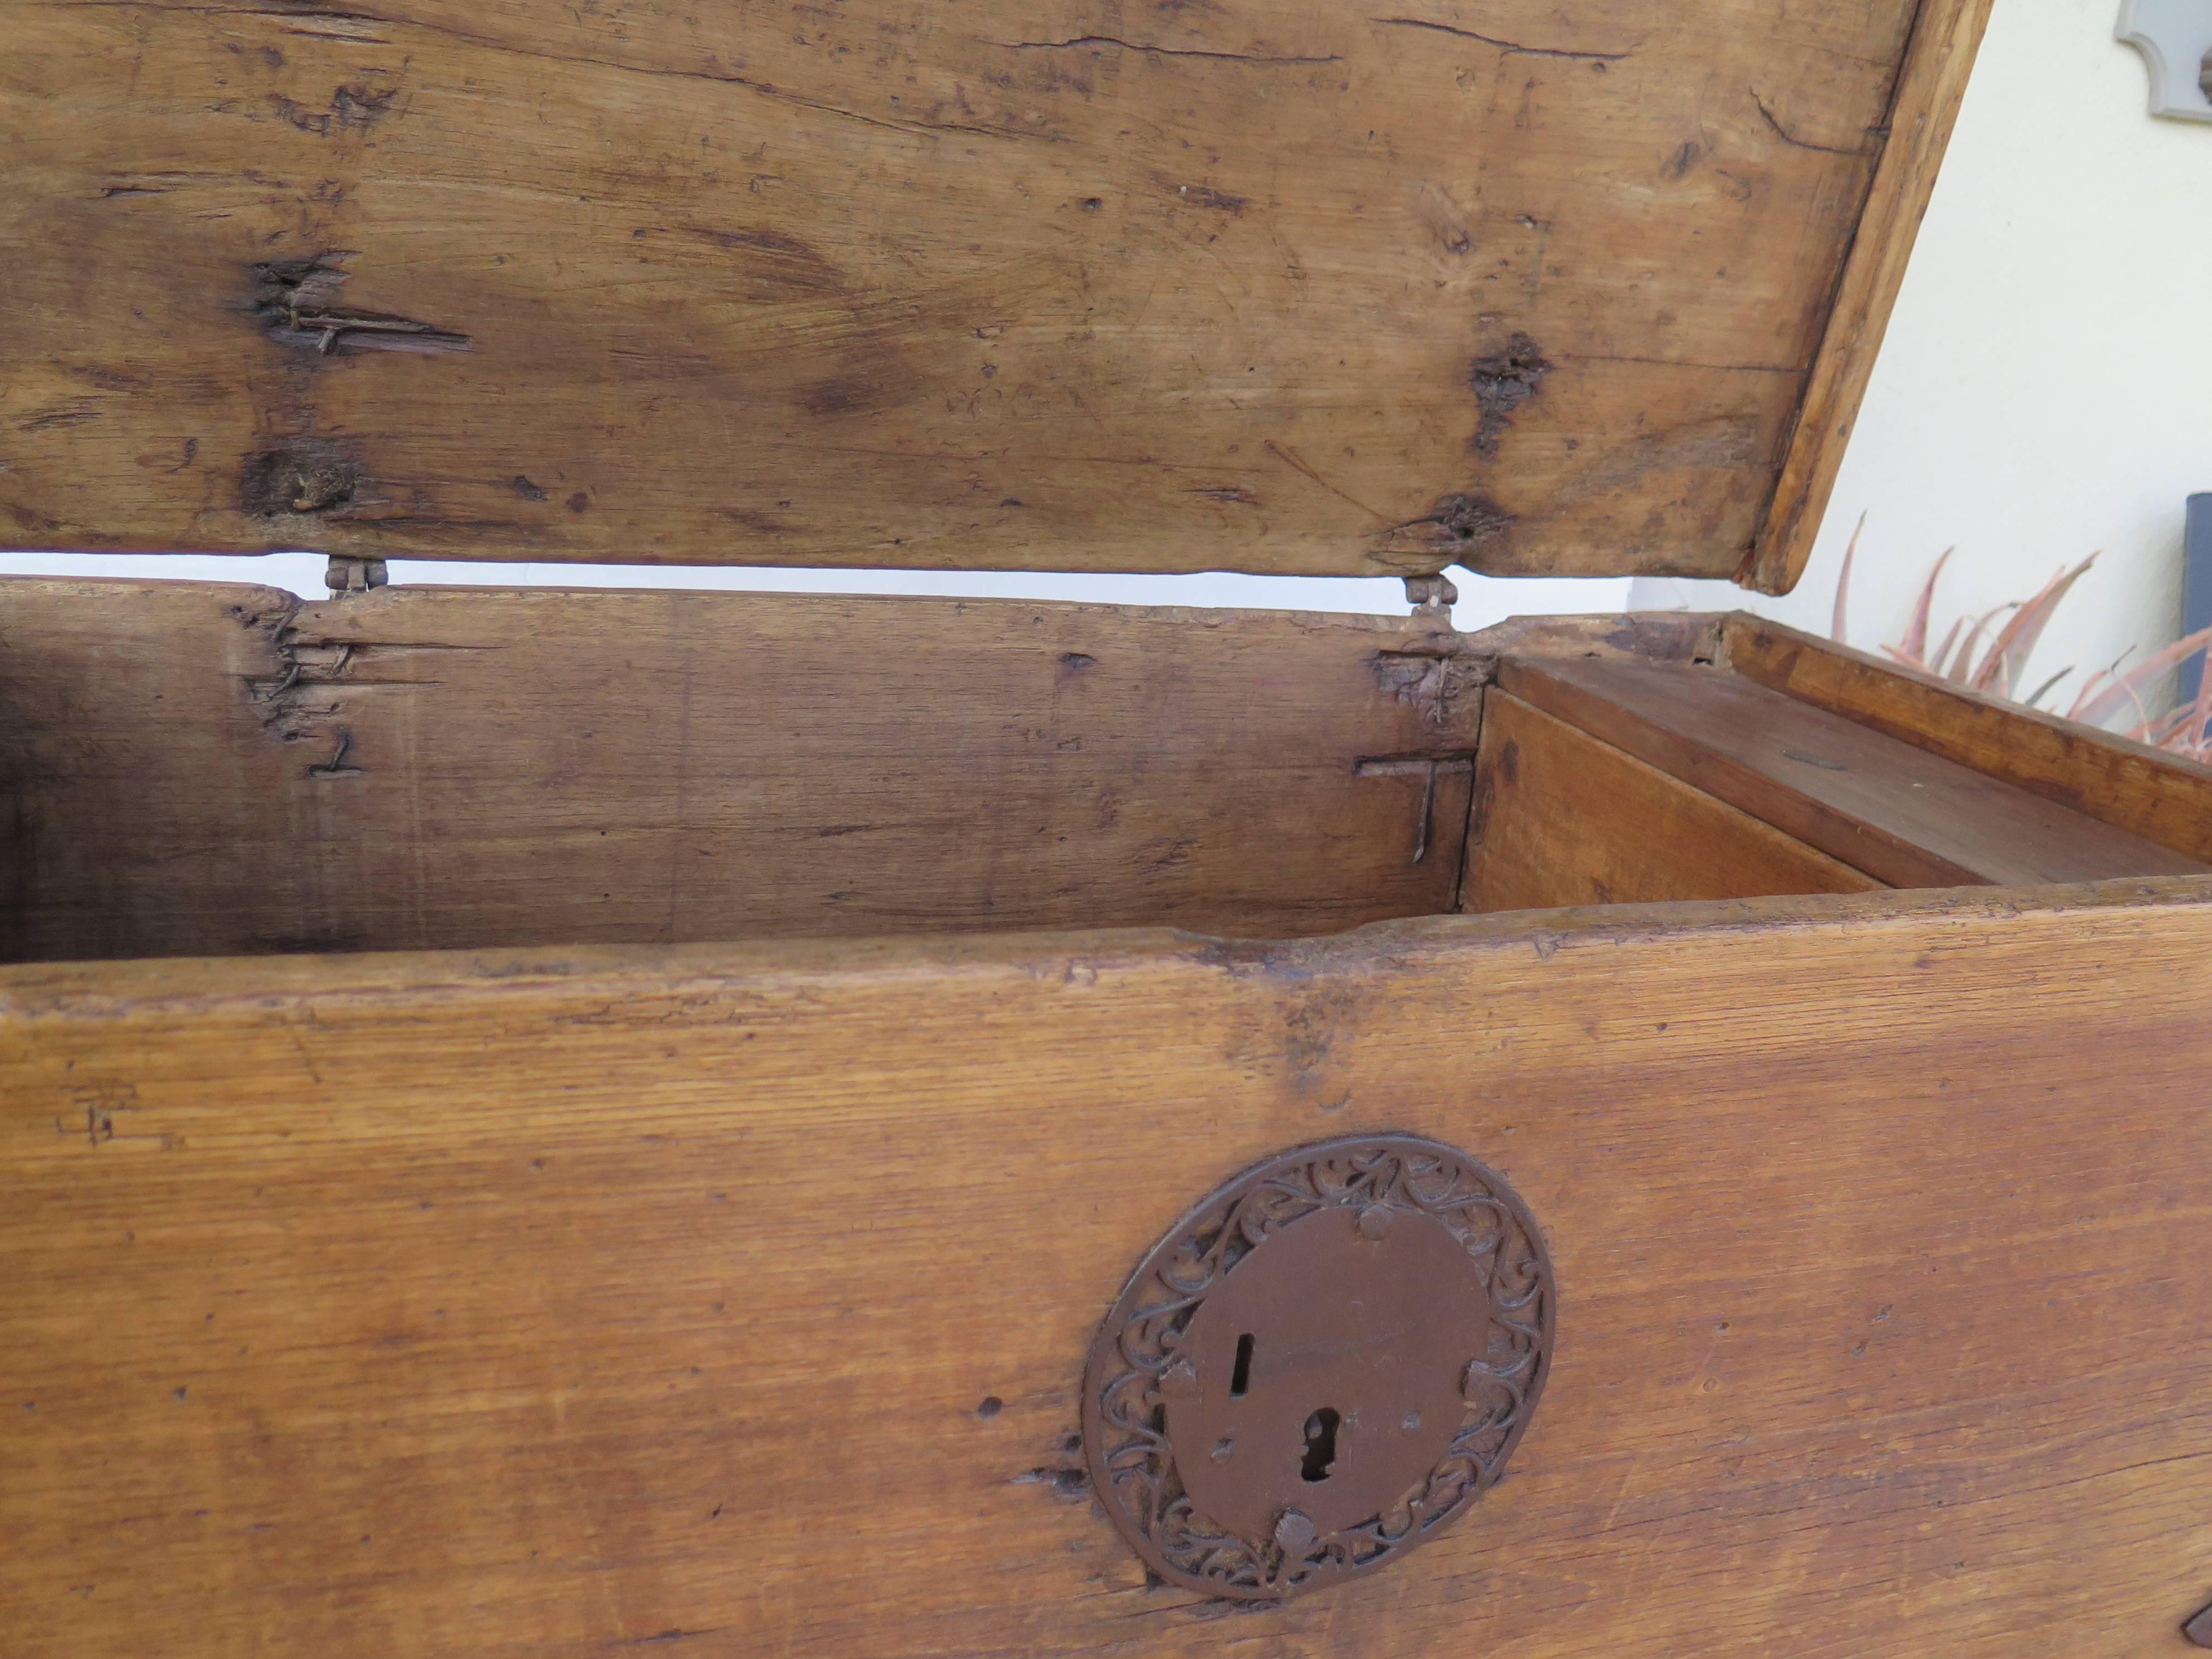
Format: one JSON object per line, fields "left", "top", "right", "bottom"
{"left": 1080, "top": 1134, "right": 1554, "bottom": 1601}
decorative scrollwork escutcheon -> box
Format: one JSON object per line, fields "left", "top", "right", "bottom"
{"left": 1079, "top": 1133, "right": 1555, "bottom": 1601}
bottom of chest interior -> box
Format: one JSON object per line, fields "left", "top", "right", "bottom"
{"left": 1, "top": 576, "right": 2205, "bottom": 965}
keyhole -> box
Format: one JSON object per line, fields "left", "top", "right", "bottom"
{"left": 1230, "top": 1333, "right": 1255, "bottom": 1397}
{"left": 1300, "top": 1408, "right": 1340, "bottom": 1483}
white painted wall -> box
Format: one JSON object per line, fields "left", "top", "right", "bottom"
{"left": 1635, "top": 0, "right": 2212, "bottom": 710}
{"left": 0, "top": 547, "right": 1630, "bottom": 636}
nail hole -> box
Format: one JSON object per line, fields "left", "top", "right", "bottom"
{"left": 1230, "top": 1333, "right": 1255, "bottom": 1397}
{"left": 1300, "top": 1407, "right": 1340, "bottom": 1483}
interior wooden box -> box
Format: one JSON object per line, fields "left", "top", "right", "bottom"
{"left": 7, "top": 576, "right": 2209, "bottom": 965}
{"left": 0, "top": 0, "right": 2041, "bottom": 965}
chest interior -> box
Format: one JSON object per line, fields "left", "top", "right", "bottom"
{"left": 6, "top": 581, "right": 2205, "bottom": 966}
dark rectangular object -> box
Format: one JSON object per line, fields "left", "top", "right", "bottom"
{"left": 2184, "top": 493, "right": 2212, "bottom": 705}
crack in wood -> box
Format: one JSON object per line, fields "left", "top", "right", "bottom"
{"left": 1370, "top": 17, "right": 1634, "bottom": 60}
{"left": 1750, "top": 90, "right": 1870, "bottom": 156}
{"left": 1000, "top": 36, "right": 1343, "bottom": 66}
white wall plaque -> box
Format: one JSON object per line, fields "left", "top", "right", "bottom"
{"left": 2117, "top": 0, "right": 2212, "bottom": 123}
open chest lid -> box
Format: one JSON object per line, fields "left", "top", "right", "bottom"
{"left": 2, "top": 0, "right": 1986, "bottom": 591}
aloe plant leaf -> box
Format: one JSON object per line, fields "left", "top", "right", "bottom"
{"left": 1947, "top": 605, "right": 2014, "bottom": 686}
{"left": 1970, "top": 556, "right": 2096, "bottom": 695}
{"left": 1830, "top": 512, "right": 1865, "bottom": 646}
{"left": 2022, "top": 665, "right": 2074, "bottom": 710}
{"left": 1898, "top": 546, "right": 1953, "bottom": 664}
{"left": 2068, "top": 624, "right": 2212, "bottom": 728}
{"left": 1916, "top": 617, "right": 1964, "bottom": 680}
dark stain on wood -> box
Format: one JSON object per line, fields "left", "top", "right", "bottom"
{"left": 262, "top": 81, "right": 400, "bottom": 136}
{"left": 332, "top": 84, "right": 399, "bottom": 129}
{"left": 1171, "top": 182, "right": 1246, "bottom": 214}
{"left": 239, "top": 439, "right": 359, "bottom": 518}
{"left": 1014, "top": 1426, "right": 1091, "bottom": 1503}
{"left": 1373, "top": 649, "right": 1482, "bottom": 729}
{"left": 1366, "top": 491, "right": 1517, "bottom": 564}
{"left": 1468, "top": 333, "right": 1551, "bottom": 453}
{"left": 1433, "top": 492, "right": 1515, "bottom": 551}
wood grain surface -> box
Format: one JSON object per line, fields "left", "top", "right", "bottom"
{"left": 1, "top": 0, "right": 1936, "bottom": 578}
{"left": 0, "top": 577, "right": 1497, "bottom": 960}
{"left": 1740, "top": 0, "right": 1998, "bottom": 594}
{"left": 1500, "top": 652, "right": 2212, "bottom": 888}
{"left": 5, "top": 880, "right": 2212, "bottom": 1656}
{"left": 1726, "top": 615, "right": 2212, "bottom": 862}
{"left": 1464, "top": 690, "right": 1883, "bottom": 910}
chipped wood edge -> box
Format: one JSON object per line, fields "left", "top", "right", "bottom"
{"left": 0, "top": 576, "right": 1733, "bottom": 663}
{"left": 9, "top": 875, "right": 2212, "bottom": 1020}
{"left": 1736, "top": 0, "right": 1997, "bottom": 596}
{"left": 1723, "top": 612, "right": 2212, "bottom": 859}
{"left": 0, "top": 570, "right": 1441, "bottom": 638}
{"left": 1448, "top": 610, "right": 1725, "bottom": 665}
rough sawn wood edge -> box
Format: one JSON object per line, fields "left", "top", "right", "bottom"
{"left": 4, "top": 877, "right": 2208, "bottom": 1014}
{"left": 1739, "top": 0, "right": 1997, "bottom": 594}
{"left": 1724, "top": 613, "right": 2212, "bottom": 862}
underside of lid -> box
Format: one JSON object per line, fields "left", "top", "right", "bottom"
{"left": 0, "top": 0, "right": 1985, "bottom": 585}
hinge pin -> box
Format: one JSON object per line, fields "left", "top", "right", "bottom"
{"left": 324, "top": 556, "right": 389, "bottom": 596}
{"left": 1404, "top": 573, "right": 1458, "bottom": 619}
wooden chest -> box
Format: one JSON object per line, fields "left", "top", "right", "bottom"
{"left": 11, "top": 0, "right": 2212, "bottom": 1652}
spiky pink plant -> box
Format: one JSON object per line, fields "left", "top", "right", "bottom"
{"left": 1830, "top": 518, "right": 2212, "bottom": 762}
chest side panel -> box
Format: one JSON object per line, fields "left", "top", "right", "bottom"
{"left": 3, "top": 884, "right": 2211, "bottom": 1655}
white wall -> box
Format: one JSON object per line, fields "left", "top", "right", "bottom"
{"left": 0, "top": 547, "right": 1630, "bottom": 635}
{"left": 1636, "top": 0, "right": 2212, "bottom": 709}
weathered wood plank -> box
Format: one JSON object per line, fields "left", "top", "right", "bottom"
{"left": 0, "top": 578, "right": 1484, "bottom": 960}
{"left": 1725, "top": 614, "right": 2212, "bottom": 863}
{"left": 1743, "top": 0, "right": 1999, "bottom": 593}
{"left": 1499, "top": 651, "right": 2212, "bottom": 888}
{"left": 0, "top": 0, "right": 1932, "bottom": 578}
{"left": 1464, "top": 690, "right": 1883, "bottom": 910}
{"left": 4, "top": 880, "right": 2212, "bottom": 1655}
